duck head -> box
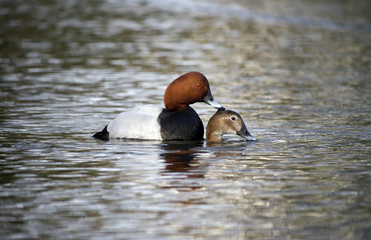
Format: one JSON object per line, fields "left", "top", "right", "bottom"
{"left": 206, "top": 109, "right": 256, "bottom": 142}
{"left": 164, "top": 72, "right": 224, "bottom": 112}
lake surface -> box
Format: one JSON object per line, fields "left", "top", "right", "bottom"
{"left": 1, "top": 0, "right": 371, "bottom": 239}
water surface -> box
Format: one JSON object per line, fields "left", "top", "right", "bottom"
{"left": 1, "top": 0, "right": 371, "bottom": 239}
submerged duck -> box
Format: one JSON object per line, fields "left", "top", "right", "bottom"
{"left": 94, "top": 72, "right": 224, "bottom": 141}
{"left": 206, "top": 109, "right": 255, "bottom": 141}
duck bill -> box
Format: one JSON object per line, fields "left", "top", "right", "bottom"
{"left": 203, "top": 90, "right": 225, "bottom": 110}
{"left": 237, "top": 128, "right": 256, "bottom": 141}
{"left": 244, "top": 134, "right": 256, "bottom": 141}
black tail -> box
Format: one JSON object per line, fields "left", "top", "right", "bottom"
{"left": 93, "top": 125, "right": 109, "bottom": 140}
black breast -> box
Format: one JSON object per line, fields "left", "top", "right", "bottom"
{"left": 158, "top": 107, "right": 204, "bottom": 141}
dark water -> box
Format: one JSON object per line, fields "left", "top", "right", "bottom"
{"left": 1, "top": 0, "right": 371, "bottom": 239}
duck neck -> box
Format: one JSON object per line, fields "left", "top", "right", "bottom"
{"left": 165, "top": 102, "right": 189, "bottom": 112}
{"left": 206, "top": 130, "right": 223, "bottom": 142}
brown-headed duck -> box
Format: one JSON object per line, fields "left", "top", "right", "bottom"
{"left": 206, "top": 109, "right": 256, "bottom": 141}
{"left": 94, "top": 72, "right": 224, "bottom": 141}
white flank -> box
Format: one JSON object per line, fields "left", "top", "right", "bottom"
{"left": 107, "top": 105, "right": 163, "bottom": 140}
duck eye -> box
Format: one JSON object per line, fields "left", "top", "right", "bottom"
{"left": 230, "top": 116, "right": 236, "bottom": 121}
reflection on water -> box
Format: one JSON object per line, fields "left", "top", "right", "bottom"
{"left": 161, "top": 141, "right": 203, "bottom": 175}
{"left": 1, "top": 0, "right": 371, "bottom": 239}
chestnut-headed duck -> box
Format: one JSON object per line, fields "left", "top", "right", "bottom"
{"left": 206, "top": 109, "right": 256, "bottom": 141}
{"left": 94, "top": 72, "right": 224, "bottom": 141}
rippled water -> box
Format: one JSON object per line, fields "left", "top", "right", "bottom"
{"left": 1, "top": 0, "right": 371, "bottom": 239}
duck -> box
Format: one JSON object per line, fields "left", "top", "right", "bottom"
{"left": 93, "top": 71, "right": 224, "bottom": 141}
{"left": 206, "top": 109, "right": 256, "bottom": 141}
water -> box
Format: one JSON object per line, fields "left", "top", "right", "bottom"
{"left": 1, "top": 0, "right": 371, "bottom": 239}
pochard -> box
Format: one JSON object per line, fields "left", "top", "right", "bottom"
{"left": 93, "top": 72, "right": 224, "bottom": 141}
{"left": 206, "top": 109, "right": 256, "bottom": 141}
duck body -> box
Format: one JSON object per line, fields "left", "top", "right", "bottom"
{"left": 158, "top": 106, "right": 204, "bottom": 140}
{"left": 93, "top": 105, "right": 204, "bottom": 141}
{"left": 94, "top": 72, "right": 223, "bottom": 141}
{"left": 106, "top": 105, "right": 162, "bottom": 140}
